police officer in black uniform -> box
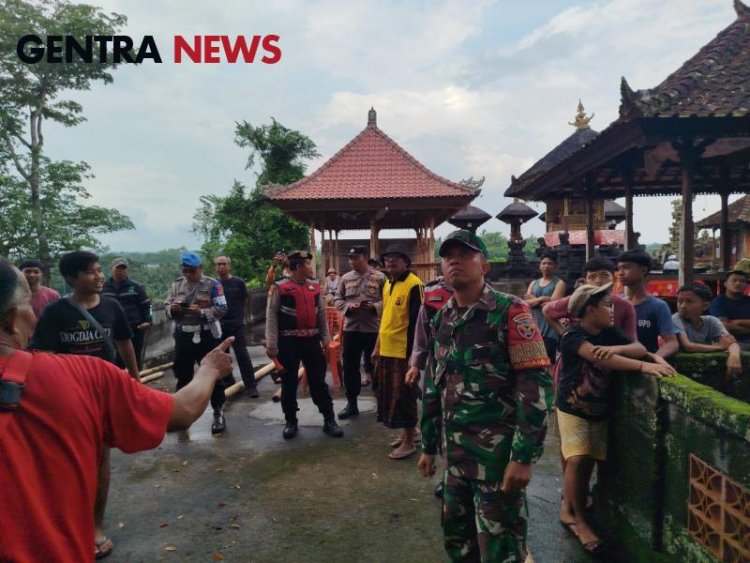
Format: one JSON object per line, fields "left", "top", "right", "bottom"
{"left": 265, "top": 250, "right": 343, "bottom": 440}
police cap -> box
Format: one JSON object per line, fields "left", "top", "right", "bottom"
{"left": 180, "top": 251, "right": 202, "bottom": 268}
{"left": 347, "top": 245, "right": 368, "bottom": 256}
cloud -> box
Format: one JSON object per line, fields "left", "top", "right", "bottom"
{"left": 25, "top": 0, "right": 743, "bottom": 251}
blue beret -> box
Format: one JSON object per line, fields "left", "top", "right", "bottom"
{"left": 180, "top": 251, "right": 202, "bottom": 267}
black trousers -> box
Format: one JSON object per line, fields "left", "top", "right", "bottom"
{"left": 342, "top": 331, "right": 378, "bottom": 402}
{"left": 173, "top": 330, "right": 236, "bottom": 412}
{"left": 115, "top": 324, "right": 147, "bottom": 372}
{"left": 221, "top": 324, "right": 256, "bottom": 390}
{"left": 278, "top": 336, "right": 333, "bottom": 421}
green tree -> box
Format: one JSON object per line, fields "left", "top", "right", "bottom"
{"left": 478, "top": 230, "right": 510, "bottom": 261}
{"left": 0, "top": 0, "right": 133, "bottom": 264}
{"left": 193, "top": 119, "right": 319, "bottom": 284}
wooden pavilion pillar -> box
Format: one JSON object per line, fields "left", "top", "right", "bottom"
{"left": 334, "top": 230, "right": 340, "bottom": 273}
{"left": 309, "top": 223, "right": 317, "bottom": 276}
{"left": 720, "top": 187, "right": 731, "bottom": 272}
{"left": 677, "top": 142, "right": 698, "bottom": 286}
{"left": 584, "top": 176, "right": 595, "bottom": 260}
{"left": 321, "top": 227, "right": 327, "bottom": 272}
{"left": 624, "top": 179, "right": 635, "bottom": 251}
{"left": 369, "top": 218, "right": 379, "bottom": 259}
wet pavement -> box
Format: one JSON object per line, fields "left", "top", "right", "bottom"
{"left": 106, "top": 343, "right": 593, "bottom": 562}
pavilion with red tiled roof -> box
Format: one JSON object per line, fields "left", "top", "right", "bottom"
{"left": 265, "top": 108, "right": 479, "bottom": 280}
{"left": 696, "top": 195, "right": 750, "bottom": 267}
{"left": 504, "top": 0, "right": 750, "bottom": 285}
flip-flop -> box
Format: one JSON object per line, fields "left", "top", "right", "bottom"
{"left": 94, "top": 536, "right": 114, "bottom": 560}
{"left": 388, "top": 447, "right": 416, "bottom": 460}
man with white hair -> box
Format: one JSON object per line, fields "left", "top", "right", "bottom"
{"left": 0, "top": 258, "right": 234, "bottom": 562}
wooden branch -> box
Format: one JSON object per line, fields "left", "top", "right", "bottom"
{"left": 3, "top": 137, "right": 31, "bottom": 182}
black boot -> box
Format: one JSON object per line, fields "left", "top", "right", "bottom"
{"left": 283, "top": 419, "right": 298, "bottom": 440}
{"left": 245, "top": 384, "right": 260, "bottom": 398}
{"left": 323, "top": 416, "right": 344, "bottom": 438}
{"left": 337, "top": 401, "right": 359, "bottom": 420}
{"left": 211, "top": 409, "right": 226, "bottom": 434}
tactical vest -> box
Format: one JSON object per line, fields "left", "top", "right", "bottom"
{"left": 276, "top": 278, "right": 321, "bottom": 334}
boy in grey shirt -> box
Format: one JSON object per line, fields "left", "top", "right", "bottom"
{"left": 673, "top": 284, "right": 742, "bottom": 376}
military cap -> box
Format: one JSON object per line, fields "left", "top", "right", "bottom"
{"left": 111, "top": 257, "right": 128, "bottom": 268}
{"left": 347, "top": 245, "right": 368, "bottom": 256}
{"left": 568, "top": 282, "right": 613, "bottom": 315}
{"left": 180, "top": 251, "right": 202, "bottom": 267}
{"left": 382, "top": 243, "right": 411, "bottom": 265}
{"left": 439, "top": 230, "right": 488, "bottom": 257}
{"left": 287, "top": 250, "right": 313, "bottom": 262}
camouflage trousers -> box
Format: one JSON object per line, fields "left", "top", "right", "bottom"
{"left": 442, "top": 472, "right": 527, "bottom": 563}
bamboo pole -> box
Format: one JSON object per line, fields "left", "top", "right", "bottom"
{"left": 224, "top": 361, "right": 278, "bottom": 398}
{"left": 139, "top": 362, "right": 173, "bottom": 377}
{"left": 271, "top": 367, "right": 305, "bottom": 402}
{"left": 141, "top": 371, "right": 166, "bottom": 384}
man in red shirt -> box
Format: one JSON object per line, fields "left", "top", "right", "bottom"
{"left": 0, "top": 259, "right": 234, "bottom": 562}
{"left": 18, "top": 258, "right": 60, "bottom": 318}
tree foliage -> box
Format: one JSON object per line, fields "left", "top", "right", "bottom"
{"left": 193, "top": 119, "right": 319, "bottom": 285}
{"left": 0, "top": 0, "right": 133, "bottom": 264}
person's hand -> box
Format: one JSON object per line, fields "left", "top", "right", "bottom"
{"left": 348, "top": 302, "right": 361, "bottom": 310}
{"left": 371, "top": 350, "right": 379, "bottom": 365}
{"left": 266, "top": 347, "right": 278, "bottom": 359}
{"left": 405, "top": 366, "right": 421, "bottom": 386}
{"left": 591, "top": 345, "right": 619, "bottom": 361}
{"left": 170, "top": 302, "right": 183, "bottom": 314}
{"left": 649, "top": 354, "right": 670, "bottom": 366}
{"left": 501, "top": 461, "right": 531, "bottom": 493}
{"left": 417, "top": 454, "right": 436, "bottom": 477}
{"left": 727, "top": 353, "right": 742, "bottom": 377}
{"left": 642, "top": 361, "right": 676, "bottom": 378}
{"left": 136, "top": 322, "right": 151, "bottom": 331}
{"left": 200, "top": 337, "right": 235, "bottom": 378}
{"left": 185, "top": 304, "right": 201, "bottom": 315}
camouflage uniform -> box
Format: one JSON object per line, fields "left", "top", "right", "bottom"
{"left": 421, "top": 283, "right": 552, "bottom": 562}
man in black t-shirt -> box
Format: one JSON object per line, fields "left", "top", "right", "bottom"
{"left": 103, "top": 257, "right": 152, "bottom": 370}
{"left": 214, "top": 256, "right": 257, "bottom": 397}
{"left": 29, "top": 250, "right": 139, "bottom": 560}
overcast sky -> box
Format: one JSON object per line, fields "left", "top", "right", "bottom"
{"left": 39, "top": 0, "right": 742, "bottom": 252}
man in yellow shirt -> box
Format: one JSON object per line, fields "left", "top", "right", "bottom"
{"left": 373, "top": 243, "right": 424, "bottom": 460}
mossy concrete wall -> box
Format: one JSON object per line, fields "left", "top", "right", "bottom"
{"left": 600, "top": 359, "right": 750, "bottom": 562}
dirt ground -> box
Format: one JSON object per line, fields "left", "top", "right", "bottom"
{"left": 105, "top": 345, "right": 593, "bottom": 562}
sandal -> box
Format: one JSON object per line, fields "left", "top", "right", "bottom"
{"left": 94, "top": 536, "right": 114, "bottom": 560}
{"left": 388, "top": 447, "right": 416, "bottom": 460}
{"left": 390, "top": 432, "right": 421, "bottom": 448}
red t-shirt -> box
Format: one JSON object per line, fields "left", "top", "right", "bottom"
{"left": 30, "top": 285, "right": 60, "bottom": 318}
{"left": 0, "top": 352, "right": 173, "bottom": 562}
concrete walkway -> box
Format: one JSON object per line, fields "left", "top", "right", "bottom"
{"left": 106, "top": 344, "right": 594, "bottom": 562}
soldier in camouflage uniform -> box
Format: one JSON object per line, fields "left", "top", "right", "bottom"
{"left": 417, "top": 230, "right": 552, "bottom": 563}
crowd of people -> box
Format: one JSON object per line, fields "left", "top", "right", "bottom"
{"left": 1, "top": 239, "right": 748, "bottom": 561}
